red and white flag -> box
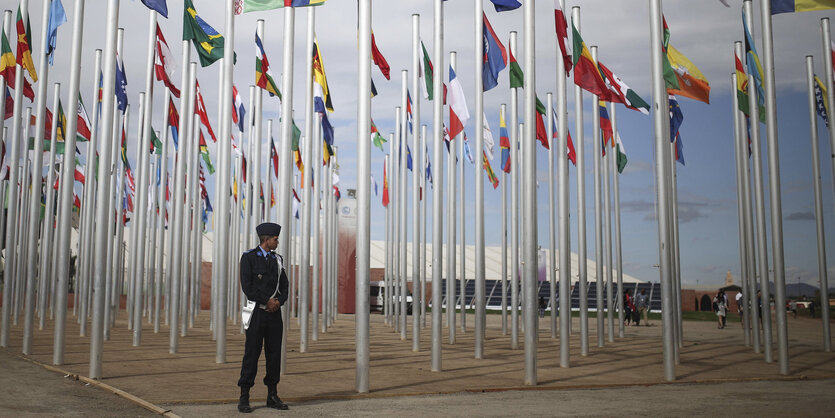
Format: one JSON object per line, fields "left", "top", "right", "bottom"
{"left": 154, "top": 24, "right": 181, "bottom": 98}
{"left": 77, "top": 94, "right": 92, "bottom": 141}
{"left": 554, "top": 1, "right": 572, "bottom": 76}
{"left": 447, "top": 65, "right": 469, "bottom": 139}
{"left": 194, "top": 80, "right": 216, "bottom": 142}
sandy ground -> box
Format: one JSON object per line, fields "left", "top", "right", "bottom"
{"left": 1, "top": 307, "right": 833, "bottom": 416}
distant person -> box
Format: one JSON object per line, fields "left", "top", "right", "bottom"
{"left": 714, "top": 290, "right": 727, "bottom": 329}
{"left": 789, "top": 300, "right": 798, "bottom": 319}
{"left": 635, "top": 289, "right": 649, "bottom": 326}
{"left": 539, "top": 297, "right": 547, "bottom": 318}
{"left": 736, "top": 291, "right": 744, "bottom": 328}
{"left": 624, "top": 289, "right": 635, "bottom": 326}
{"left": 809, "top": 300, "right": 816, "bottom": 318}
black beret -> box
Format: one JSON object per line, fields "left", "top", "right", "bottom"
{"left": 256, "top": 222, "right": 281, "bottom": 237}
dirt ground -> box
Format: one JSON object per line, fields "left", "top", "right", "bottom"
{"left": 1, "top": 308, "right": 833, "bottom": 416}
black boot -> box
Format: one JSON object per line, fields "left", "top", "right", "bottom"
{"left": 238, "top": 387, "right": 253, "bottom": 413}
{"left": 266, "top": 385, "right": 289, "bottom": 410}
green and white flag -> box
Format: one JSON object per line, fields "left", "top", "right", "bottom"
{"left": 615, "top": 133, "right": 627, "bottom": 174}
{"left": 235, "top": 0, "right": 326, "bottom": 15}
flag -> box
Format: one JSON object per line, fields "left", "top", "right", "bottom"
{"left": 270, "top": 137, "right": 279, "bottom": 177}
{"left": 75, "top": 94, "right": 91, "bottom": 142}
{"left": 198, "top": 130, "right": 215, "bottom": 174}
{"left": 56, "top": 100, "right": 67, "bottom": 142}
{"left": 16, "top": 6, "right": 37, "bottom": 82}
{"left": 151, "top": 129, "right": 163, "bottom": 154}
{"left": 184, "top": 0, "right": 227, "bottom": 67}
{"left": 669, "top": 95, "right": 683, "bottom": 143}
{"left": 615, "top": 133, "right": 628, "bottom": 173}
{"left": 483, "top": 151, "right": 499, "bottom": 189}
{"left": 448, "top": 65, "right": 469, "bottom": 139}
{"left": 742, "top": 11, "right": 765, "bottom": 109}
{"left": 665, "top": 44, "right": 710, "bottom": 104}
{"left": 406, "top": 144, "right": 413, "bottom": 171}
{"left": 406, "top": 90, "right": 413, "bottom": 133}
{"left": 552, "top": 109, "right": 576, "bottom": 166}
{"left": 674, "top": 132, "right": 685, "bottom": 165}
{"left": 486, "top": 0, "right": 521, "bottom": 12}
{"left": 291, "top": 189, "right": 299, "bottom": 218}
{"left": 292, "top": 120, "right": 303, "bottom": 172}
{"left": 0, "top": 30, "right": 15, "bottom": 87}
{"left": 155, "top": 24, "right": 181, "bottom": 97}
{"left": 661, "top": 17, "right": 680, "bottom": 91}
{"left": 242, "top": 151, "right": 248, "bottom": 183}
{"left": 269, "top": 184, "right": 275, "bottom": 208}
{"left": 425, "top": 150, "right": 433, "bottom": 189}
{"left": 500, "top": 107, "right": 510, "bottom": 173}
{"left": 599, "top": 101, "right": 613, "bottom": 147}
{"left": 572, "top": 20, "right": 608, "bottom": 99}
{"left": 483, "top": 112, "right": 495, "bottom": 160}
{"left": 371, "top": 174, "right": 378, "bottom": 196}
{"left": 371, "top": 30, "right": 390, "bottom": 80}
{"left": 115, "top": 52, "right": 129, "bottom": 112}
{"left": 3, "top": 87, "right": 12, "bottom": 120}
{"left": 382, "top": 162, "right": 390, "bottom": 207}
{"left": 141, "top": 0, "right": 169, "bottom": 17}
{"left": 232, "top": 85, "right": 245, "bottom": 132}
{"left": 535, "top": 95, "right": 549, "bottom": 149}
{"left": 317, "top": 96, "right": 335, "bottom": 145}
{"left": 597, "top": 62, "right": 650, "bottom": 114}
{"left": 194, "top": 80, "right": 216, "bottom": 142}
{"left": 508, "top": 48, "right": 523, "bottom": 89}
{"left": 312, "top": 37, "right": 333, "bottom": 111}
{"left": 420, "top": 41, "right": 440, "bottom": 100}
{"left": 46, "top": 0, "right": 67, "bottom": 65}
{"left": 463, "top": 135, "right": 475, "bottom": 164}
{"left": 371, "top": 77, "right": 378, "bottom": 98}
{"left": 371, "top": 117, "right": 386, "bottom": 151}
{"left": 771, "top": 0, "right": 835, "bottom": 14}
{"left": 553, "top": 1, "right": 572, "bottom": 75}
{"left": 735, "top": 52, "right": 765, "bottom": 123}
{"left": 815, "top": 74, "right": 829, "bottom": 128}
{"left": 482, "top": 12, "right": 507, "bottom": 92}
{"left": 255, "top": 33, "right": 281, "bottom": 98}
{"left": 167, "top": 96, "right": 179, "bottom": 149}
{"left": 235, "top": 0, "right": 326, "bottom": 14}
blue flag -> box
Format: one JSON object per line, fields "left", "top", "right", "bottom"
{"left": 488, "top": 0, "right": 522, "bottom": 12}
{"left": 314, "top": 96, "right": 334, "bottom": 146}
{"left": 46, "top": 0, "right": 67, "bottom": 65}
{"left": 669, "top": 95, "right": 683, "bottom": 143}
{"left": 482, "top": 12, "right": 507, "bottom": 91}
{"left": 406, "top": 144, "right": 413, "bottom": 171}
{"left": 141, "top": 0, "right": 168, "bottom": 18}
{"left": 115, "top": 53, "right": 129, "bottom": 112}
{"left": 675, "top": 132, "right": 685, "bottom": 166}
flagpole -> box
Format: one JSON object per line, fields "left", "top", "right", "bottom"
{"left": 759, "top": 0, "right": 789, "bottom": 375}
{"left": 610, "top": 104, "right": 624, "bottom": 339}
{"left": 40, "top": 83, "right": 61, "bottom": 331}
{"left": 649, "top": 0, "right": 675, "bottom": 382}
{"left": 457, "top": 99, "right": 465, "bottom": 334}
{"left": 446, "top": 55, "right": 457, "bottom": 345}
{"left": 431, "top": 0, "right": 444, "bottom": 373}
{"left": 547, "top": 92, "right": 557, "bottom": 339}
{"left": 509, "top": 30, "right": 519, "bottom": 351}
{"left": 735, "top": 40, "right": 760, "bottom": 353}
{"left": 298, "top": 6, "right": 315, "bottom": 352}
{"left": 500, "top": 103, "right": 508, "bottom": 336}
{"left": 88, "top": 0, "right": 120, "bottom": 378}
{"left": 571, "top": 7, "right": 589, "bottom": 357}
{"left": 356, "top": 0, "right": 372, "bottom": 393}
{"left": 602, "top": 102, "right": 614, "bottom": 344}
{"left": 79, "top": 49, "right": 102, "bottom": 338}
{"left": 522, "top": 0, "right": 538, "bottom": 385}
{"left": 394, "top": 107, "right": 402, "bottom": 333}
{"left": 421, "top": 124, "right": 428, "bottom": 330}
{"left": 155, "top": 93, "right": 170, "bottom": 334}
{"left": 385, "top": 150, "right": 392, "bottom": 326}
{"left": 473, "top": 0, "right": 487, "bottom": 361}
{"left": 819, "top": 21, "right": 834, "bottom": 350}
{"left": 22, "top": 0, "right": 52, "bottom": 355}
{"left": 400, "top": 71, "right": 409, "bottom": 341}
{"left": 590, "top": 45, "right": 605, "bottom": 348}
{"left": 0, "top": 8, "right": 23, "bottom": 349}
{"left": 412, "top": 15, "right": 422, "bottom": 352}
{"left": 731, "top": 70, "right": 752, "bottom": 347}
{"left": 557, "top": 0, "right": 571, "bottom": 369}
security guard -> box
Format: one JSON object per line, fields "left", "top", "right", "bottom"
{"left": 237, "top": 222, "right": 289, "bottom": 413}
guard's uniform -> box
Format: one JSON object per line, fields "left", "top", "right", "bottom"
{"left": 237, "top": 246, "right": 289, "bottom": 389}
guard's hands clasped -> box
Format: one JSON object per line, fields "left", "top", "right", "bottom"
{"left": 266, "top": 298, "right": 281, "bottom": 312}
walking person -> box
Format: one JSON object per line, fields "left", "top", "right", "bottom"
{"left": 714, "top": 290, "right": 727, "bottom": 329}
{"left": 635, "top": 289, "right": 649, "bottom": 326}
{"left": 237, "top": 223, "right": 290, "bottom": 413}
{"left": 624, "top": 289, "right": 635, "bottom": 326}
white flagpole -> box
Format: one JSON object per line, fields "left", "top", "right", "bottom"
{"left": 40, "top": 83, "right": 61, "bottom": 331}
{"left": 818, "top": 20, "right": 833, "bottom": 351}
{"left": 473, "top": 0, "right": 485, "bottom": 360}
{"left": 430, "top": 0, "right": 444, "bottom": 373}
{"left": 610, "top": 104, "right": 624, "bottom": 339}
{"left": 556, "top": 0, "right": 571, "bottom": 368}
{"left": 155, "top": 91, "right": 171, "bottom": 334}
{"left": 522, "top": 0, "right": 538, "bottom": 385}
{"left": 509, "top": 30, "right": 519, "bottom": 350}
{"left": 411, "top": 13, "right": 423, "bottom": 342}
{"left": 399, "top": 71, "right": 408, "bottom": 340}
{"left": 590, "top": 46, "right": 604, "bottom": 348}
{"left": 299, "top": 6, "right": 315, "bottom": 353}
{"left": 571, "top": 6, "right": 589, "bottom": 357}
{"left": 759, "top": 0, "right": 789, "bottom": 375}
{"left": 446, "top": 56, "right": 456, "bottom": 344}
{"left": 603, "top": 102, "right": 614, "bottom": 344}
{"left": 0, "top": 8, "right": 23, "bottom": 349}
{"left": 421, "top": 124, "right": 428, "bottom": 330}
{"left": 648, "top": 0, "right": 675, "bottom": 381}
{"left": 731, "top": 70, "right": 751, "bottom": 347}
{"left": 547, "top": 92, "right": 557, "bottom": 338}
{"left": 500, "top": 103, "right": 507, "bottom": 336}
{"left": 356, "top": 0, "right": 372, "bottom": 392}
{"left": 23, "top": 0, "right": 52, "bottom": 354}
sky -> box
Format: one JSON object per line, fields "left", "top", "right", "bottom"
{"left": 8, "top": 0, "right": 835, "bottom": 289}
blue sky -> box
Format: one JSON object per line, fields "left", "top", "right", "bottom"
{"left": 20, "top": 0, "right": 835, "bottom": 288}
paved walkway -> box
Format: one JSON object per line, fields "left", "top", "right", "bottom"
{"left": 1, "top": 309, "right": 833, "bottom": 416}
